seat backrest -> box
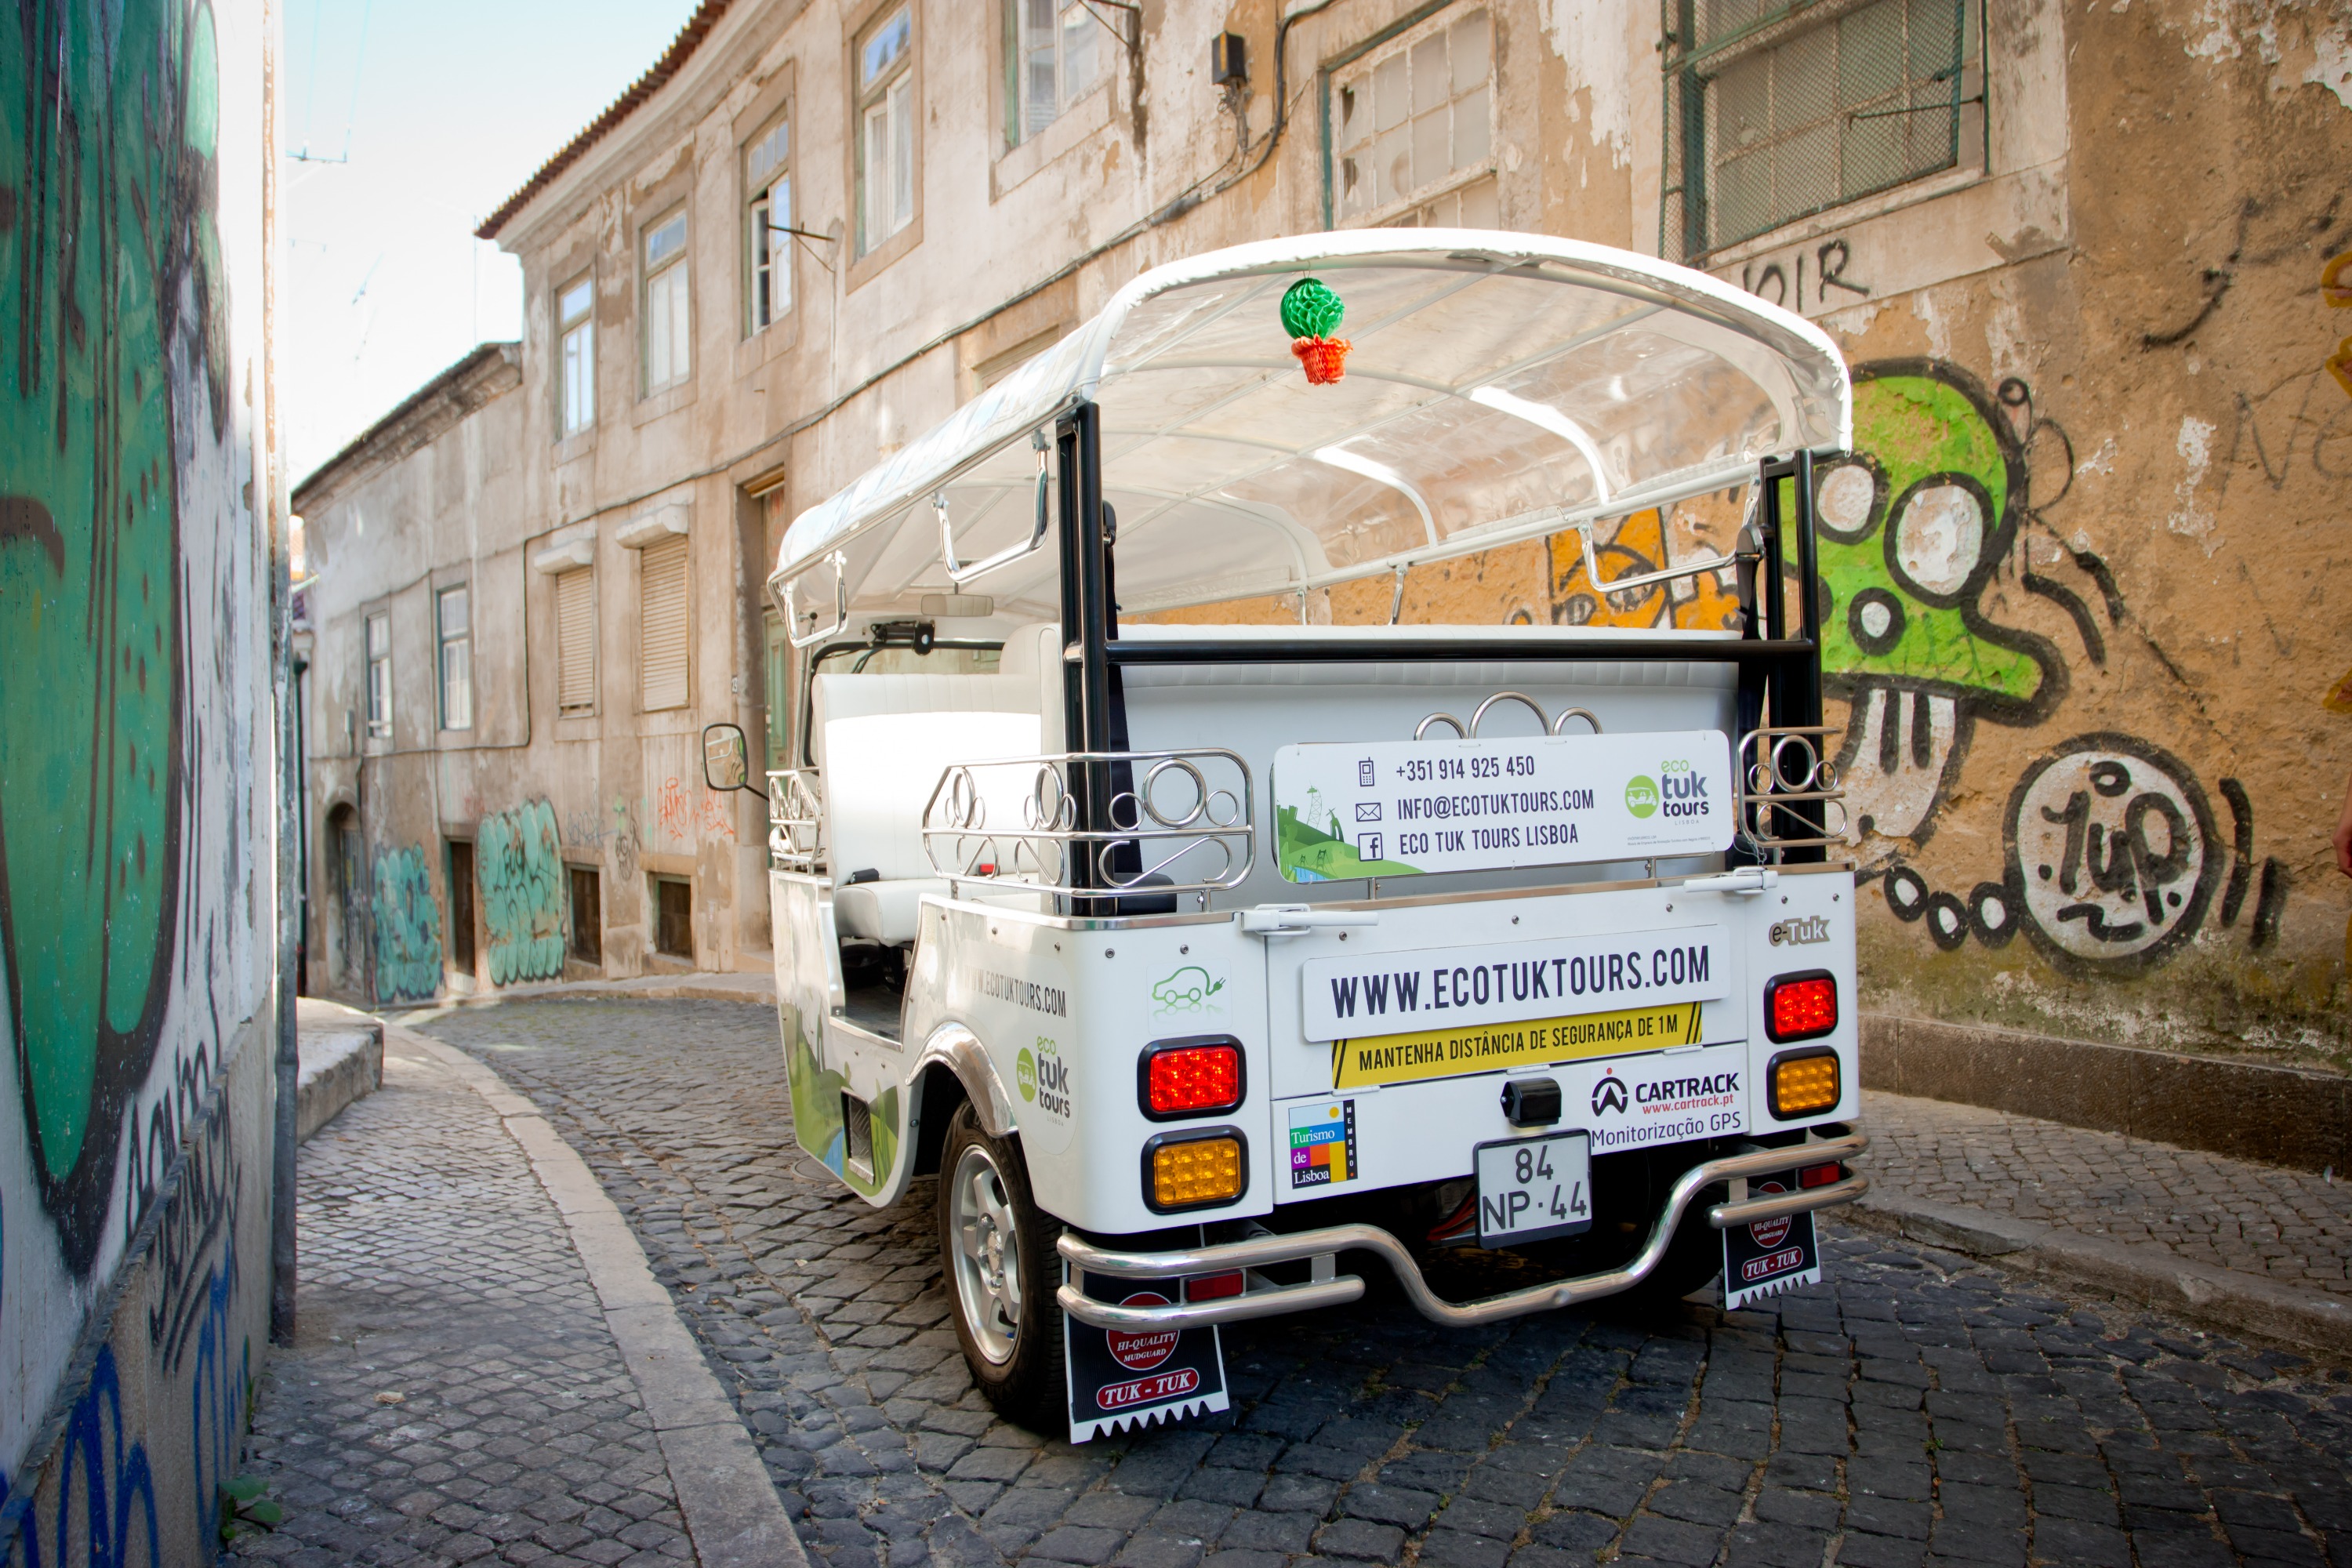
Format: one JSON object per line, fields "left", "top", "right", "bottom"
{"left": 814, "top": 671, "right": 1041, "bottom": 885}
{"left": 995, "top": 623, "right": 1065, "bottom": 754}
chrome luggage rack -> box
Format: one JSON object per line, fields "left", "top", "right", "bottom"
{"left": 1735, "top": 725, "right": 1847, "bottom": 858}
{"left": 921, "top": 749, "right": 1255, "bottom": 903}
{"left": 766, "top": 768, "right": 826, "bottom": 872}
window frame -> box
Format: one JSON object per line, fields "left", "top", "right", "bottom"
{"left": 435, "top": 583, "right": 473, "bottom": 732}
{"left": 557, "top": 272, "right": 595, "bottom": 438}
{"left": 851, "top": 1, "right": 920, "bottom": 266}
{"left": 364, "top": 610, "right": 391, "bottom": 739}
{"left": 1318, "top": 2, "right": 1498, "bottom": 233}
{"left": 1002, "top": 0, "right": 1109, "bottom": 151}
{"left": 641, "top": 206, "right": 693, "bottom": 395}
{"left": 1658, "top": 0, "right": 1984, "bottom": 265}
{"left": 745, "top": 109, "right": 794, "bottom": 335}
{"left": 554, "top": 563, "right": 598, "bottom": 717}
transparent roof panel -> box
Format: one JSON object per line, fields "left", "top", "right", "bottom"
{"left": 775, "top": 231, "right": 1849, "bottom": 625}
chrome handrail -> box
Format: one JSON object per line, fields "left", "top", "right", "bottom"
{"left": 1735, "top": 724, "right": 1848, "bottom": 858}
{"left": 767, "top": 768, "right": 826, "bottom": 872}
{"left": 921, "top": 749, "right": 1254, "bottom": 899}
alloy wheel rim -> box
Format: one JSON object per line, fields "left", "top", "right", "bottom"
{"left": 949, "top": 1145, "right": 1022, "bottom": 1365}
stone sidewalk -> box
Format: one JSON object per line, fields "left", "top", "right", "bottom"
{"left": 1856, "top": 1090, "right": 2352, "bottom": 1355}
{"left": 228, "top": 1027, "right": 800, "bottom": 1567}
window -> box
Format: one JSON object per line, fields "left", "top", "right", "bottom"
{"left": 1329, "top": 9, "right": 1495, "bottom": 229}
{"left": 1661, "top": 0, "right": 1978, "bottom": 262}
{"left": 643, "top": 210, "right": 691, "bottom": 393}
{"left": 653, "top": 875, "right": 693, "bottom": 958}
{"left": 568, "top": 866, "right": 602, "bottom": 964}
{"left": 436, "top": 585, "right": 472, "bottom": 731}
{"left": 1004, "top": 0, "right": 1103, "bottom": 147}
{"left": 639, "top": 533, "right": 690, "bottom": 710}
{"left": 364, "top": 611, "right": 391, "bottom": 739}
{"left": 855, "top": 5, "right": 916, "bottom": 255}
{"left": 746, "top": 114, "right": 793, "bottom": 332}
{"left": 555, "top": 566, "right": 597, "bottom": 713}
{"left": 558, "top": 275, "right": 594, "bottom": 436}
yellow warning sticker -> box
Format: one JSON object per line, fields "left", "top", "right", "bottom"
{"left": 1330, "top": 1001, "right": 1704, "bottom": 1089}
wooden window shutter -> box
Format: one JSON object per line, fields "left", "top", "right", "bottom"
{"left": 639, "top": 533, "right": 691, "bottom": 710}
{"left": 555, "top": 568, "right": 597, "bottom": 712}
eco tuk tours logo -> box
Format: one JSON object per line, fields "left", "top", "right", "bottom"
{"left": 1628, "top": 760, "right": 1709, "bottom": 821}
{"left": 1018, "top": 1037, "right": 1071, "bottom": 1118}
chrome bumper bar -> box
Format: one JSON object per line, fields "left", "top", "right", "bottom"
{"left": 1057, "top": 1131, "right": 1868, "bottom": 1331}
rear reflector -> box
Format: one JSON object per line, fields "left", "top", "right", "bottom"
{"left": 1798, "top": 1162, "right": 1843, "bottom": 1189}
{"left": 1766, "top": 971, "right": 1838, "bottom": 1042}
{"left": 1769, "top": 1049, "right": 1841, "bottom": 1119}
{"left": 1185, "top": 1270, "right": 1246, "bottom": 1302}
{"left": 1145, "top": 1131, "right": 1247, "bottom": 1211}
{"left": 1143, "top": 1041, "right": 1244, "bottom": 1118}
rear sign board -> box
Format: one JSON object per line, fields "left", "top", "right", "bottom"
{"left": 1273, "top": 731, "right": 1734, "bottom": 882}
{"left": 1301, "top": 927, "right": 1729, "bottom": 1043}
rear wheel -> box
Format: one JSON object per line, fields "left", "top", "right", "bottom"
{"left": 938, "top": 1103, "right": 1065, "bottom": 1428}
{"left": 1624, "top": 1201, "right": 1723, "bottom": 1305}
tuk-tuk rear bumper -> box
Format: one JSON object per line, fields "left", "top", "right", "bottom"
{"left": 1056, "top": 1129, "right": 1869, "bottom": 1331}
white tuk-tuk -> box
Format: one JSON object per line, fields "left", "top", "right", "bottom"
{"left": 721, "top": 231, "right": 1868, "bottom": 1439}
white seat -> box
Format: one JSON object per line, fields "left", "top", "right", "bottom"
{"left": 814, "top": 669, "right": 1045, "bottom": 944}
{"left": 833, "top": 877, "right": 952, "bottom": 942}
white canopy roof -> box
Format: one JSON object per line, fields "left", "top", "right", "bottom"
{"left": 775, "top": 230, "right": 1850, "bottom": 623}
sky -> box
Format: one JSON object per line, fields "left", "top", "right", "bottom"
{"left": 284, "top": 0, "right": 702, "bottom": 487}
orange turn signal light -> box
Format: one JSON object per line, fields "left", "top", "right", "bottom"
{"left": 1144, "top": 1129, "right": 1247, "bottom": 1212}
{"left": 1769, "top": 1048, "right": 1841, "bottom": 1120}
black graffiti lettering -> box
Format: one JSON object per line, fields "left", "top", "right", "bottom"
{"left": 1817, "top": 239, "right": 1871, "bottom": 301}
{"left": 2042, "top": 791, "right": 2092, "bottom": 894}
{"left": 2086, "top": 822, "right": 2137, "bottom": 898}
{"left": 2126, "top": 791, "right": 2191, "bottom": 924}
{"left": 2056, "top": 903, "right": 2147, "bottom": 944}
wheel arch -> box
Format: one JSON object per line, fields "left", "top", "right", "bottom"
{"left": 909, "top": 1022, "right": 1018, "bottom": 1175}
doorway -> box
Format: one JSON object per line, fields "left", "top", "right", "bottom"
{"left": 448, "top": 839, "right": 477, "bottom": 978}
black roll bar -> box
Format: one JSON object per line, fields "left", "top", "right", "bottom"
{"left": 1058, "top": 426, "right": 1833, "bottom": 877}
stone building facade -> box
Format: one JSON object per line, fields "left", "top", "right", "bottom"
{"left": 298, "top": 0, "right": 2352, "bottom": 1067}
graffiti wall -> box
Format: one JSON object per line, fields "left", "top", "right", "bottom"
{"left": 477, "top": 800, "right": 566, "bottom": 985}
{"left": 1, "top": 0, "right": 279, "bottom": 1562}
{"left": 368, "top": 847, "right": 443, "bottom": 1004}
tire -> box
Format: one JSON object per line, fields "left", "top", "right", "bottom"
{"left": 1624, "top": 1200, "right": 1724, "bottom": 1306}
{"left": 938, "top": 1102, "right": 1066, "bottom": 1428}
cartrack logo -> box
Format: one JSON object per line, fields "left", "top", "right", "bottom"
{"left": 1591, "top": 1075, "right": 1629, "bottom": 1116}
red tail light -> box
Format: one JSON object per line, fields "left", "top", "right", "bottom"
{"left": 1185, "top": 1270, "right": 1246, "bottom": 1302}
{"left": 1799, "top": 1162, "right": 1843, "bottom": 1189}
{"left": 1765, "top": 971, "right": 1838, "bottom": 1042}
{"left": 1140, "top": 1039, "right": 1245, "bottom": 1119}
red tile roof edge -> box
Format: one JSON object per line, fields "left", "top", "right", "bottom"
{"left": 474, "top": 0, "right": 735, "bottom": 242}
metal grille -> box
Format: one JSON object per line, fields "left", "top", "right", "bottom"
{"left": 1662, "top": 0, "right": 1971, "bottom": 263}
{"left": 638, "top": 535, "right": 689, "bottom": 712}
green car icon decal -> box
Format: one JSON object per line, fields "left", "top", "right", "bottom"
{"left": 1152, "top": 965, "right": 1224, "bottom": 1014}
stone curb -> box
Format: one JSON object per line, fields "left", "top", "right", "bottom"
{"left": 385, "top": 1022, "right": 809, "bottom": 1568}
{"left": 1850, "top": 1189, "right": 2352, "bottom": 1360}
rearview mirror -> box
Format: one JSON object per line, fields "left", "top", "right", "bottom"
{"left": 702, "top": 723, "right": 766, "bottom": 797}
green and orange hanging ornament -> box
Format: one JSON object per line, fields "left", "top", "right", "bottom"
{"left": 1281, "top": 277, "right": 1352, "bottom": 386}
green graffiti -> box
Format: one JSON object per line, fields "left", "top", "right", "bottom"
{"left": 0, "top": 0, "right": 225, "bottom": 1262}
{"left": 371, "top": 849, "right": 443, "bottom": 1004}
{"left": 477, "top": 800, "right": 566, "bottom": 985}
{"left": 1816, "top": 366, "right": 2052, "bottom": 713}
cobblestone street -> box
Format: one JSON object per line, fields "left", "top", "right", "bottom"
{"left": 403, "top": 999, "right": 2352, "bottom": 1568}
{"left": 1858, "top": 1094, "right": 2352, "bottom": 1299}
{"left": 231, "top": 1032, "right": 693, "bottom": 1567}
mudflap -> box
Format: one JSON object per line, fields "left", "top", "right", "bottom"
{"left": 1062, "top": 1265, "right": 1230, "bottom": 1444}
{"left": 1722, "top": 1172, "right": 1823, "bottom": 1310}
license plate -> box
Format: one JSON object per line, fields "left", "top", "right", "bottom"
{"left": 1473, "top": 1131, "right": 1592, "bottom": 1248}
